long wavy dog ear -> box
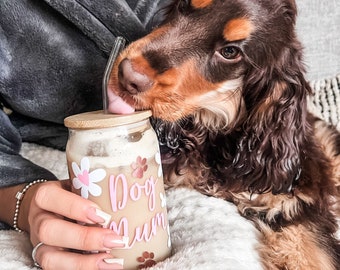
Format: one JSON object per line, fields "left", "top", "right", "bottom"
{"left": 237, "top": 74, "right": 311, "bottom": 194}
{"left": 231, "top": 0, "right": 312, "bottom": 194}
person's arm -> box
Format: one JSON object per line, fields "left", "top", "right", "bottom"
{"left": 0, "top": 183, "right": 26, "bottom": 229}
{"left": 0, "top": 109, "right": 57, "bottom": 230}
{"left": 0, "top": 109, "right": 53, "bottom": 217}
{"left": 0, "top": 110, "right": 57, "bottom": 184}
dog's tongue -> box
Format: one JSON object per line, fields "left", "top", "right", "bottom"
{"left": 107, "top": 89, "right": 135, "bottom": 114}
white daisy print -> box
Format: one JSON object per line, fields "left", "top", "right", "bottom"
{"left": 160, "top": 192, "right": 167, "bottom": 208}
{"left": 167, "top": 224, "right": 171, "bottom": 248}
{"left": 72, "top": 157, "right": 106, "bottom": 199}
{"left": 155, "top": 151, "right": 163, "bottom": 178}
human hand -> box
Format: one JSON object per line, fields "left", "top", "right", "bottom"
{"left": 23, "top": 180, "right": 124, "bottom": 270}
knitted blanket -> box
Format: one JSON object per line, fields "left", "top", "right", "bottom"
{"left": 308, "top": 75, "right": 340, "bottom": 130}
{"left": 0, "top": 75, "right": 339, "bottom": 270}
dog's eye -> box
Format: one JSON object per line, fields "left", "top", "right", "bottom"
{"left": 220, "top": 46, "right": 241, "bottom": 60}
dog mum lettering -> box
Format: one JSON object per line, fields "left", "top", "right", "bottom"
{"left": 71, "top": 155, "right": 169, "bottom": 249}
{"left": 108, "top": 214, "right": 167, "bottom": 249}
{"left": 109, "top": 174, "right": 157, "bottom": 211}
{"left": 108, "top": 172, "right": 167, "bottom": 248}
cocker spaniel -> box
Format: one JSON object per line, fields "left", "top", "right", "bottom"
{"left": 109, "top": 0, "right": 340, "bottom": 268}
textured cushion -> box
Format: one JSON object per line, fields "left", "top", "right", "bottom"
{"left": 296, "top": 0, "right": 340, "bottom": 81}
{"left": 296, "top": 0, "right": 340, "bottom": 129}
{"left": 308, "top": 75, "right": 340, "bottom": 130}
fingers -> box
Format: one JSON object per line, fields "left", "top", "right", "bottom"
{"left": 29, "top": 182, "right": 126, "bottom": 269}
{"left": 30, "top": 182, "right": 126, "bottom": 252}
{"left": 35, "top": 245, "right": 123, "bottom": 270}
{"left": 37, "top": 217, "right": 126, "bottom": 251}
{"left": 33, "top": 182, "right": 107, "bottom": 225}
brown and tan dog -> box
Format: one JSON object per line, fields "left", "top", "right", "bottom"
{"left": 109, "top": 0, "right": 340, "bottom": 268}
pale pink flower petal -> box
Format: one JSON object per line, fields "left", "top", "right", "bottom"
{"left": 72, "top": 178, "right": 82, "bottom": 190}
{"left": 81, "top": 186, "right": 89, "bottom": 199}
{"left": 89, "top": 169, "right": 106, "bottom": 183}
{"left": 88, "top": 183, "right": 102, "bottom": 197}
{"left": 80, "top": 157, "right": 90, "bottom": 171}
{"left": 71, "top": 161, "right": 81, "bottom": 176}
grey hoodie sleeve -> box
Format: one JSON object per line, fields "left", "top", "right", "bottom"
{"left": 43, "top": 0, "right": 168, "bottom": 54}
{"left": 0, "top": 0, "right": 168, "bottom": 178}
{"left": 0, "top": 109, "right": 57, "bottom": 188}
{"left": 0, "top": 109, "right": 57, "bottom": 229}
{"left": 0, "top": 0, "right": 168, "bottom": 228}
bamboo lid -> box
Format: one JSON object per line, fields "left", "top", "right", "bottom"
{"left": 64, "top": 110, "right": 152, "bottom": 129}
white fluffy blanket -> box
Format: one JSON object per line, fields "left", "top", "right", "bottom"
{"left": 0, "top": 143, "right": 262, "bottom": 270}
{"left": 1, "top": 76, "right": 339, "bottom": 269}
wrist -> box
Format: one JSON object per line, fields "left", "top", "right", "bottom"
{"left": 0, "top": 183, "right": 25, "bottom": 228}
{"left": 15, "top": 180, "right": 47, "bottom": 232}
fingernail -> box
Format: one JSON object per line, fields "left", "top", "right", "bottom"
{"left": 103, "top": 234, "right": 129, "bottom": 249}
{"left": 98, "top": 258, "right": 124, "bottom": 270}
{"left": 87, "top": 208, "right": 112, "bottom": 228}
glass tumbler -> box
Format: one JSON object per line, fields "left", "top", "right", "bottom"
{"left": 64, "top": 110, "right": 171, "bottom": 269}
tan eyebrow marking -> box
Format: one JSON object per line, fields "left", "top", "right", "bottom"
{"left": 224, "top": 18, "right": 254, "bottom": 42}
{"left": 191, "top": 0, "right": 213, "bottom": 9}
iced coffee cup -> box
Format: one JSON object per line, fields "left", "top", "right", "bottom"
{"left": 64, "top": 110, "right": 171, "bottom": 269}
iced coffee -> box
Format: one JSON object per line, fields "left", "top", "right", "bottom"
{"left": 64, "top": 110, "right": 171, "bottom": 269}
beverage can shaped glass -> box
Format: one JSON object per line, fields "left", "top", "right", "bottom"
{"left": 64, "top": 110, "right": 171, "bottom": 269}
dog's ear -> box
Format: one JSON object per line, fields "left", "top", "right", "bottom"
{"left": 282, "top": 0, "right": 297, "bottom": 22}
{"left": 233, "top": 42, "right": 312, "bottom": 195}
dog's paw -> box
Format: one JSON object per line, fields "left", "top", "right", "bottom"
{"left": 234, "top": 193, "right": 302, "bottom": 228}
{"left": 242, "top": 207, "right": 268, "bottom": 220}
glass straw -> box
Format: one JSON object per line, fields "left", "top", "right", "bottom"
{"left": 102, "top": 37, "right": 126, "bottom": 113}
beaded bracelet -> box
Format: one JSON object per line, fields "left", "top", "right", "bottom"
{"left": 13, "top": 179, "right": 47, "bottom": 232}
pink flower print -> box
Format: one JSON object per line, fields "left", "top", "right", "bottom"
{"left": 131, "top": 156, "right": 148, "bottom": 178}
{"left": 72, "top": 157, "right": 106, "bottom": 199}
{"left": 137, "top": 251, "right": 156, "bottom": 269}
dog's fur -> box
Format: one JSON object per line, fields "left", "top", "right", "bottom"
{"left": 109, "top": 0, "right": 340, "bottom": 268}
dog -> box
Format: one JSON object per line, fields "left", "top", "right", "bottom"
{"left": 109, "top": 0, "right": 340, "bottom": 269}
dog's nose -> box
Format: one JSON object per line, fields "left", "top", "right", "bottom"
{"left": 118, "top": 58, "right": 153, "bottom": 94}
